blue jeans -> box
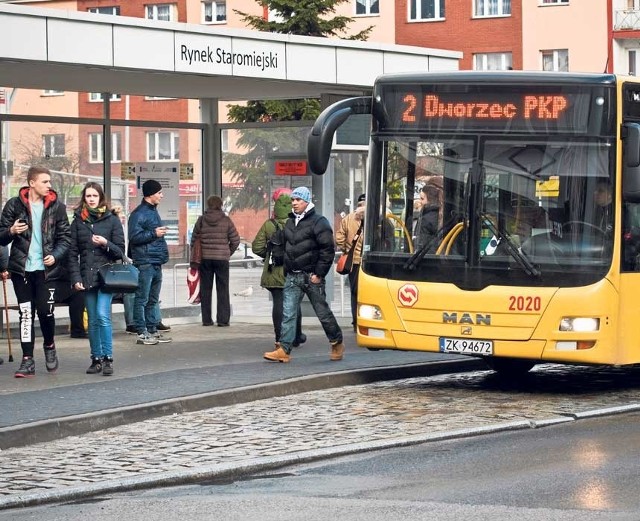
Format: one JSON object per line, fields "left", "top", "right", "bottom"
{"left": 124, "top": 292, "right": 161, "bottom": 327}
{"left": 84, "top": 288, "right": 114, "bottom": 358}
{"left": 280, "top": 272, "right": 342, "bottom": 354}
{"left": 133, "top": 264, "right": 162, "bottom": 334}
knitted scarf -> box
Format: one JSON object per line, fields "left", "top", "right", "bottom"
{"left": 80, "top": 204, "right": 107, "bottom": 223}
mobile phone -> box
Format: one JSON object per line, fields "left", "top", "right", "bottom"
{"left": 17, "top": 219, "right": 27, "bottom": 225}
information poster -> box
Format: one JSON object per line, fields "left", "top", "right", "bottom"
{"left": 186, "top": 200, "right": 200, "bottom": 244}
{"left": 136, "top": 162, "right": 180, "bottom": 246}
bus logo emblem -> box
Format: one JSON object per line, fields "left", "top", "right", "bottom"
{"left": 398, "top": 284, "right": 418, "bottom": 307}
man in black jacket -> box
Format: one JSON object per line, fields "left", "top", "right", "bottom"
{"left": 263, "top": 186, "right": 344, "bottom": 363}
{"left": 0, "top": 166, "right": 71, "bottom": 378}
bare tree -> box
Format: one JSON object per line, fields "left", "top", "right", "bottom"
{"left": 13, "top": 129, "right": 82, "bottom": 205}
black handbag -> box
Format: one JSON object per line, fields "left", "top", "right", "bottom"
{"left": 98, "top": 261, "right": 140, "bottom": 294}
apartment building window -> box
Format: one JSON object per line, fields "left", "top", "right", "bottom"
{"left": 540, "top": 0, "right": 568, "bottom": 4}
{"left": 43, "top": 134, "right": 65, "bottom": 157}
{"left": 474, "top": 52, "right": 512, "bottom": 70}
{"left": 475, "top": 0, "right": 510, "bottom": 17}
{"left": 203, "top": 1, "right": 226, "bottom": 23}
{"left": 356, "top": 0, "right": 379, "bottom": 15}
{"left": 147, "top": 131, "right": 179, "bottom": 161}
{"left": 410, "top": 0, "right": 445, "bottom": 21}
{"left": 89, "top": 93, "right": 121, "bottom": 102}
{"left": 89, "top": 133, "right": 122, "bottom": 163}
{"left": 542, "top": 49, "right": 568, "bottom": 71}
{"left": 42, "top": 90, "right": 64, "bottom": 96}
{"left": 630, "top": 50, "right": 637, "bottom": 76}
{"left": 87, "top": 6, "right": 120, "bottom": 15}
{"left": 146, "top": 4, "right": 176, "bottom": 22}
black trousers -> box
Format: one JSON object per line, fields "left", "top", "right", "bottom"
{"left": 199, "top": 259, "right": 231, "bottom": 325}
{"left": 11, "top": 271, "right": 56, "bottom": 357}
{"left": 348, "top": 263, "right": 360, "bottom": 329}
{"left": 65, "top": 289, "right": 85, "bottom": 335}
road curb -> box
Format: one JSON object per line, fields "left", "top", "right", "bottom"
{"left": 0, "top": 358, "right": 486, "bottom": 450}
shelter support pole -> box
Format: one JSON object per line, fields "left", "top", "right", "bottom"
{"left": 200, "top": 98, "right": 220, "bottom": 203}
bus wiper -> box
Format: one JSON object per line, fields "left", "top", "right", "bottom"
{"left": 480, "top": 213, "right": 540, "bottom": 278}
{"left": 403, "top": 215, "right": 457, "bottom": 270}
{"left": 403, "top": 233, "right": 440, "bottom": 270}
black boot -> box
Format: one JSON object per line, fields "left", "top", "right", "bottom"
{"left": 102, "top": 356, "right": 114, "bottom": 376}
{"left": 86, "top": 357, "right": 103, "bottom": 374}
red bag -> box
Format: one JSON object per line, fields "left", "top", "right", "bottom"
{"left": 336, "top": 254, "right": 351, "bottom": 275}
{"left": 187, "top": 267, "right": 201, "bottom": 304}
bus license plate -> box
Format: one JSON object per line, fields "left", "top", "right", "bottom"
{"left": 439, "top": 337, "right": 493, "bottom": 355}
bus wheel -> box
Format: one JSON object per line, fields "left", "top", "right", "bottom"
{"left": 484, "top": 357, "right": 535, "bottom": 376}
{"left": 367, "top": 348, "right": 382, "bottom": 351}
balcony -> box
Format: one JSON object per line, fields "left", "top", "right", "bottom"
{"left": 615, "top": 9, "right": 640, "bottom": 30}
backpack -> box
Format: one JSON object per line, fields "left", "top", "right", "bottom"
{"left": 267, "top": 219, "right": 285, "bottom": 267}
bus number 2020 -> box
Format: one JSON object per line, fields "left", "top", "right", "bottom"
{"left": 508, "top": 295, "right": 541, "bottom": 311}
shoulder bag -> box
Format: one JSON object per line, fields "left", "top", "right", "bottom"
{"left": 336, "top": 221, "right": 364, "bottom": 275}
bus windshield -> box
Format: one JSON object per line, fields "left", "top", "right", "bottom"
{"left": 366, "top": 135, "right": 615, "bottom": 289}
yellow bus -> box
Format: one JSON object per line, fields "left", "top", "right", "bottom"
{"left": 308, "top": 71, "right": 640, "bottom": 375}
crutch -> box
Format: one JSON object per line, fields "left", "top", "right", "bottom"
{"left": 2, "top": 277, "right": 13, "bottom": 362}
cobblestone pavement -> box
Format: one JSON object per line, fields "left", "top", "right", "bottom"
{"left": 2, "top": 363, "right": 640, "bottom": 506}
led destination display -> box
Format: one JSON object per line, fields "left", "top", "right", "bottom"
{"left": 376, "top": 84, "right": 612, "bottom": 135}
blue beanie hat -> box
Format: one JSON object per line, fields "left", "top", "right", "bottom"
{"left": 291, "top": 186, "right": 311, "bottom": 203}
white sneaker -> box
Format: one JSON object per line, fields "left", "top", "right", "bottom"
{"left": 136, "top": 333, "right": 159, "bottom": 345}
{"left": 151, "top": 332, "right": 172, "bottom": 343}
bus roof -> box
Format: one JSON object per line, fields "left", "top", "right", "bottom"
{"left": 374, "top": 71, "right": 616, "bottom": 87}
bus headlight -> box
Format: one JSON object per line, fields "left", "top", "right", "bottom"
{"left": 559, "top": 317, "right": 600, "bottom": 332}
{"left": 359, "top": 305, "right": 382, "bottom": 320}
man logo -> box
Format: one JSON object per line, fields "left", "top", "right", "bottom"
{"left": 461, "top": 326, "right": 472, "bottom": 335}
{"left": 443, "top": 312, "right": 491, "bottom": 325}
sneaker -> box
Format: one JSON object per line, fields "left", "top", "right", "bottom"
{"left": 15, "top": 357, "right": 35, "bottom": 378}
{"left": 330, "top": 341, "right": 344, "bottom": 361}
{"left": 44, "top": 344, "right": 59, "bottom": 372}
{"left": 125, "top": 325, "right": 138, "bottom": 335}
{"left": 86, "top": 357, "right": 103, "bottom": 374}
{"left": 157, "top": 322, "right": 172, "bottom": 332}
{"left": 263, "top": 345, "right": 291, "bottom": 363}
{"left": 151, "top": 332, "right": 172, "bottom": 343}
{"left": 292, "top": 333, "right": 307, "bottom": 348}
{"left": 102, "top": 357, "right": 114, "bottom": 376}
{"left": 70, "top": 331, "right": 88, "bottom": 339}
{"left": 136, "top": 333, "right": 159, "bottom": 345}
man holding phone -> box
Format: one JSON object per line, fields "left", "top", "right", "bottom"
{"left": 0, "top": 166, "right": 71, "bottom": 377}
{"left": 127, "top": 179, "right": 171, "bottom": 345}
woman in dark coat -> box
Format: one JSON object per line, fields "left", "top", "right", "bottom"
{"left": 414, "top": 182, "right": 442, "bottom": 252}
{"left": 190, "top": 195, "right": 240, "bottom": 327}
{"left": 69, "top": 182, "right": 125, "bottom": 375}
